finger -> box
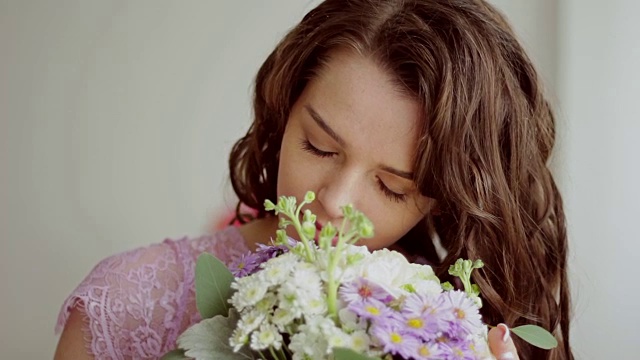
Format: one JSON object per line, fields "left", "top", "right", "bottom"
{"left": 488, "top": 323, "right": 520, "bottom": 360}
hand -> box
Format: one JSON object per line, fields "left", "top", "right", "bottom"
{"left": 488, "top": 323, "right": 520, "bottom": 360}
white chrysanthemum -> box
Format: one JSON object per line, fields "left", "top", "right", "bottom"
{"left": 254, "top": 292, "right": 277, "bottom": 313}
{"left": 277, "top": 282, "right": 302, "bottom": 312}
{"left": 271, "top": 307, "right": 297, "bottom": 330}
{"left": 229, "top": 327, "right": 248, "bottom": 352}
{"left": 261, "top": 252, "right": 299, "bottom": 285}
{"left": 289, "top": 330, "right": 328, "bottom": 360}
{"left": 249, "top": 323, "right": 283, "bottom": 351}
{"left": 326, "top": 327, "right": 349, "bottom": 350}
{"left": 338, "top": 307, "right": 366, "bottom": 333}
{"left": 306, "top": 315, "right": 339, "bottom": 337}
{"left": 303, "top": 297, "right": 328, "bottom": 317}
{"left": 237, "top": 309, "right": 266, "bottom": 335}
{"left": 230, "top": 275, "right": 269, "bottom": 311}
{"left": 349, "top": 330, "right": 371, "bottom": 353}
{"left": 289, "top": 316, "right": 340, "bottom": 359}
{"left": 288, "top": 264, "right": 326, "bottom": 317}
{"left": 290, "top": 262, "right": 323, "bottom": 293}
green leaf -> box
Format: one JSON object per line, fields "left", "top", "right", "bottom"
{"left": 333, "top": 347, "right": 382, "bottom": 360}
{"left": 195, "top": 253, "right": 235, "bottom": 319}
{"left": 510, "top": 325, "right": 558, "bottom": 350}
{"left": 160, "top": 349, "right": 190, "bottom": 360}
{"left": 178, "top": 309, "right": 256, "bottom": 360}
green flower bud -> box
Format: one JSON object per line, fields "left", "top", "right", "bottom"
{"left": 401, "top": 284, "right": 417, "bottom": 293}
{"left": 277, "top": 197, "right": 288, "bottom": 212}
{"left": 358, "top": 221, "right": 374, "bottom": 239}
{"left": 275, "top": 229, "right": 287, "bottom": 244}
{"left": 264, "top": 199, "right": 276, "bottom": 211}
{"left": 341, "top": 204, "right": 354, "bottom": 218}
{"left": 320, "top": 222, "right": 337, "bottom": 239}
{"left": 278, "top": 217, "right": 290, "bottom": 229}
{"left": 448, "top": 259, "right": 463, "bottom": 277}
{"left": 304, "top": 191, "right": 316, "bottom": 203}
{"left": 472, "top": 296, "right": 483, "bottom": 308}
{"left": 303, "top": 209, "right": 316, "bottom": 223}
{"left": 302, "top": 221, "right": 316, "bottom": 240}
{"left": 462, "top": 259, "right": 472, "bottom": 273}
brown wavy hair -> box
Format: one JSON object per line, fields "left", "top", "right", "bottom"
{"left": 229, "top": 0, "right": 572, "bottom": 358}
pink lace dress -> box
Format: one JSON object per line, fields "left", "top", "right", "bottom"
{"left": 55, "top": 226, "right": 250, "bottom": 359}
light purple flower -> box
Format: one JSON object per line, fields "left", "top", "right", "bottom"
{"left": 230, "top": 238, "right": 297, "bottom": 278}
{"left": 440, "top": 339, "right": 477, "bottom": 360}
{"left": 371, "top": 322, "right": 420, "bottom": 359}
{"left": 347, "top": 298, "right": 395, "bottom": 322}
{"left": 340, "top": 277, "right": 392, "bottom": 305}
{"left": 442, "top": 290, "right": 483, "bottom": 338}
{"left": 255, "top": 243, "right": 286, "bottom": 260}
{"left": 254, "top": 237, "right": 298, "bottom": 262}
{"left": 401, "top": 292, "right": 452, "bottom": 341}
{"left": 411, "top": 341, "right": 448, "bottom": 360}
{"left": 229, "top": 252, "right": 261, "bottom": 277}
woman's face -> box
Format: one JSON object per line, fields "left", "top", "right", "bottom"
{"left": 277, "top": 50, "right": 435, "bottom": 250}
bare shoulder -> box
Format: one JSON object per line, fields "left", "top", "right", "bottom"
{"left": 54, "top": 307, "right": 93, "bottom": 360}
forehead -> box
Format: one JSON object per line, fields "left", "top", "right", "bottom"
{"left": 297, "top": 50, "right": 422, "bottom": 165}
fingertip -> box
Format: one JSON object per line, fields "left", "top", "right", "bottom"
{"left": 488, "top": 323, "right": 519, "bottom": 360}
{"left": 497, "top": 323, "right": 511, "bottom": 343}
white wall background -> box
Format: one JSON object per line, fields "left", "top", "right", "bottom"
{"left": 558, "top": 0, "right": 640, "bottom": 358}
{"left": 0, "top": 0, "right": 637, "bottom": 358}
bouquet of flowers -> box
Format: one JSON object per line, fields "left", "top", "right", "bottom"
{"left": 162, "top": 192, "right": 556, "bottom": 360}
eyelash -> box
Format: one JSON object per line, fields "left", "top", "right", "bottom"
{"left": 300, "top": 139, "right": 408, "bottom": 203}
{"left": 377, "top": 177, "right": 408, "bottom": 203}
{"left": 300, "top": 139, "right": 336, "bottom": 158}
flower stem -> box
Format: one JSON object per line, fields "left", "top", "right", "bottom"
{"left": 291, "top": 201, "right": 315, "bottom": 262}
{"left": 325, "top": 217, "right": 350, "bottom": 322}
{"left": 268, "top": 346, "right": 282, "bottom": 360}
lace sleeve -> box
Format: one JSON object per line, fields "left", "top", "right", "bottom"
{"left": 55, "top": 227, "right": 249, "bottom": 359}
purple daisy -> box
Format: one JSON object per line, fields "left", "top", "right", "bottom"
{"left": 411, "top": 340, "right": 448, "bottom": 360}
{"left": 401, "top": 292, "right": 452, "bottom": 340}
{"left": 442, "top": 290, "right": 483, "bottom": 339}
{"left": 440, "top": 339, "right": 477, "bottom": 360}
{"left": 371, "top": 322, "right": 420, "bottom": 359}
{"left": 340, "top": 277, "right": 392, "bottom": 305}
{"left": 229, "top": 251, "right": 261, "bottom": 277}
{"left": 347, "top": 298, "right": 396, "bottom": 322}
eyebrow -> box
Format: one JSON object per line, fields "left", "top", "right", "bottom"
{"left": 304, "top": 104, "right": 415, "bottom": 181}
{"left": 305, "top": 105, "right": 346, "bottom": 147}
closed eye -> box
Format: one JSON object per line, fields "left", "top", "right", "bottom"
{"left": 300, "top": 139, "right": 337, "bottom": 158}
{"left": 376, "top": 177, "right": 408, "bottom": 203}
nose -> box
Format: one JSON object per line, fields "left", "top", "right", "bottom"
{"left": 316, "top": 167, "right": 362, "bottom": 222}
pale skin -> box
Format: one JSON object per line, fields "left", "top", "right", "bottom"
{"left": 54, "top": 51, "right": 520, "bottom": 359}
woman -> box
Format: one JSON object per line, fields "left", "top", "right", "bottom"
{"left": 55, "top": 1, "right": 572, "bottom": 359}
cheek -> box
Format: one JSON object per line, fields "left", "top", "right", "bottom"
{"left": 276, "top": 134, "right": 321, "bottom": 199}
